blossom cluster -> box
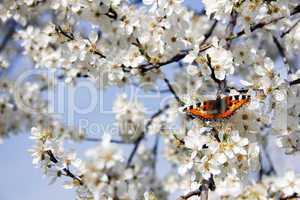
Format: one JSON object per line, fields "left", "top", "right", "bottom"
{"left": 0, "top": 78, "right": 46, "bottom": 142}
{"left": 113, "top": 94, "right": 146, "bottom": 142}
{"left": 30, "top": 126, "right": 167, "bottom": 200}
{"left": 232, "top": 170, "right": 300, "bottom": 199}
{"left": 0, "top": 0, "right": 300, "bottom": 199}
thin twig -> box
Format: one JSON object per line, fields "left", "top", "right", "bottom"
{"left": 226, "top": 10, "right": 238, "bottom": 48}
{"left": 178, "top": 188, "right": 202, "bottom": 200}
{"left": 163, "top": 77, "right": 184, "bottom": 106}
{"left": 228, "top": 5, "right": 300, "bottom": 41}
{"left": 55, "top": 24, "right": 106, "bottom": 59}
{"left": 206, "top": 54, "right": 226, "bottom": 92}
{"left": 126, "top": 135, "right": 143, "bottom": 167}
{"left": 290, "top": 78, "right": 300, "bottom": 86}
{"left": 105, "top": 7, "right": 118, "bottom": 20}
{"left": 178, "top": 176, "right": 215, "bottom": 200}
{"left": 199, "top": 20, "right": 217, "bottom": 47}
{"left": 141, "top": 52, "right": 189, "bottom": 73}
{"left": 92, "top": 50, "right": 106, "bottom": 58}
{"left": 272, "top": 35, "right": 290, "bottom": 72}
{"left": 272, "top": 35, "right": 287, "bottom": 63}
{"left": 46, "top": 150, "right": 83, "bottom": 185}
{"left": 0, "top": 20, "right": 17, "bottom": 53}
{"left": 126, "top": 104, "right": 170, "bottom": 167}
{"left": 258, "top": 138, "right": 277, "bottom": 181}
{"left": 281, "top": 18, "right": 300, "bottom": 38}
{"left": 265, "top": 149, "right": 277, "bottom": 175}
{"left": 151, "top": 134, "right": 160, "bottom": 170}
{"left": 140, "top": 44, "right": 212, "bottom": 73}
{"left": 55, "top": 25, "right": 75, "bottom": 41}
{"left": 133, "top": 15, "right": 217, "bottom": 74}
{"left": 280, "top": 193, "right": 300, "bottom": 200}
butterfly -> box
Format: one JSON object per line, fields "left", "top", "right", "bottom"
{"left": 180, "top": 95, "right": 251, "bottom": 121}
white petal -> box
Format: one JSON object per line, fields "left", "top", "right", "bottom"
{"left": 239, "top": 149, "right": 247, "bottom": 155}
{"left": 215, "top": 70, "right": 226, "bottom": 80}
{"left": 240, "top": 138, "right": 249, "bottom": 146}
{"left": 225, "top": 150, "right": 235, "bottom": 159}
{"left": 240, "top": 80, "right": 253, "bottom": 87}
{"left": 264, "top": 57, "right": 274, "bottom": 71}
{"left": 254, "top": 64, "right": 266, "bottom": 76}
{"left": 143, "top": 0, "right": 154, "bottom": 5}
{"left": 209, "top": 165, "right": 221, "bottom": 175}
{"left": 186, "top": 65, "right": 199, "bottom": 76}
{"left": 273, "top": 90, "right": 285, "bottom": 102}
{"left": 88, "top": 30, "right": 98, "bottom": 43}
{"left": 215, "top": 153, "right": 227, "bottom": 164}
{"left": 191, "top": 151, "right": 198, "bottom": 159}
{"left": 182, "top": 53, "right": 196, "bottom": 64}
{"left": 202, "top": 171, "right": 211, "bottom": 180}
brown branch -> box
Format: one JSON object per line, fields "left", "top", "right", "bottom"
{"left": 55, "top": 24, "right": 106, "bottom": 59}
{"left": 151, "top": 133, "right": 160, "bottom": 170}
{"left": 140, "top": 52, "right": 189, "bottom": 73}
{"left": 199, "top": 20, "right": 217, "bottom": 47}
{"left": 280, "top": 193, "right": 300, "bottom": 200}
{"left": 258, "top": 147, "right": 276, "bottom": 181}
{"left": 281, "top": 18, "right": 300, "bottom": 38}
{"left": 132, "top": 39, "right": 151, "bottom": 62}
{"left": 227, "top": 78, "right": 300, "bottom": 89}
{"left": 291, "top": 5, "right": 300, "bottom": 16}
{"left": 228, "top": 5, "right": 300, "bottom": 41}
{"left": 105, "top": 7, "right": 118, "bottom": 20}
{"left": 225, "top": 10, "right": 238, "bottom": 48}
{"left": 290, "top": 78, "right": 300, "bottom": 86}
{"left": 126, "top": 134, "right": 143, "bottom": 167}
{"left": 135, "top": 13, "right": 217, "bottom": 74}
{"left": 139, "top": 44, "right": 212, "bottom": 73}
{"left": 265, "top": 149, "right": 276, "bottom": 175}
{"left": 163, "top": 77, "right": 184, "bottom": 106}
{"left": 272, "top": 35, "right": 287, "bottom": 63}
{"left": 206, "top": 54, "right": 219, "bottom": 84}
{"left": 272, "top": 35, "right": 291, "bottom": 72}
{"left": 46, "top": 150, "right": 83, "bottom": 185}
{"left": 92, "top": 49, "right": 106, "bottom": 58}
{"left": 178, "top": 177, "right": 215, "bottom": 200}
{"left": 178, "top": 188, "right": 202, "bottom": 200}
{"left": 206, "top": 54, "right": 226, "bottom": 92}
{"left": 55, "top": 25, "right": 75, "bottom": 41}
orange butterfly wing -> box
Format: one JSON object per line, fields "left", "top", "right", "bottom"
{"left": 188, "top": 108, "right": 217, "bottom": 120}
{"left": 186, "top": 99, "right": 219, "bottom": 120}
{"left": 184, "top": 95, "right": 250, "bottom": 120}
{"left": 214, "top": 95, "right": 250, "bottom": 119}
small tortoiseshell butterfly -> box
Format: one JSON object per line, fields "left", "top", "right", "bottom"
{"left": 180, "top": 95, "right": 251, "bottom": 121}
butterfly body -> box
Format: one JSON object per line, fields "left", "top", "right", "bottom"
{"left": 181, "top": 95, "right": 251, "bottom": 121}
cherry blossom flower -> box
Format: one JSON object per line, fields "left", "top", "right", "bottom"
{"left": 202, "top": 0, "right": 234, "bottom": 20}
{"left": 1, "top": 0, "right": 300, "bottom": 199}
{"left": 113, "top": 94, "right": 146, "bottom": 142}
{"left": 273, "top": 171, "right": 300, "bottom": 198}
{"left": 206, "top": 46, "right": 234, "bottom": 80}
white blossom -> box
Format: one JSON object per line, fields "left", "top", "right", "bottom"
{"left": 272, "top": 171, "right": 300, "bottom": 197}
{"left": 202, "top": 0, "right": 235, "bottom": 20}
{"left": 113, "top": 94, "right": 146, "bottom": 141}
{"left": 206, "top": 46, "right": 234, "bottom": 80}
{"left": 0, "top": 0, "right": 299, "bottom": 199}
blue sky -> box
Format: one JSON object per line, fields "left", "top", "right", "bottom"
{"left": 0, "top": 133, "right": 75, "bottom": 200}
